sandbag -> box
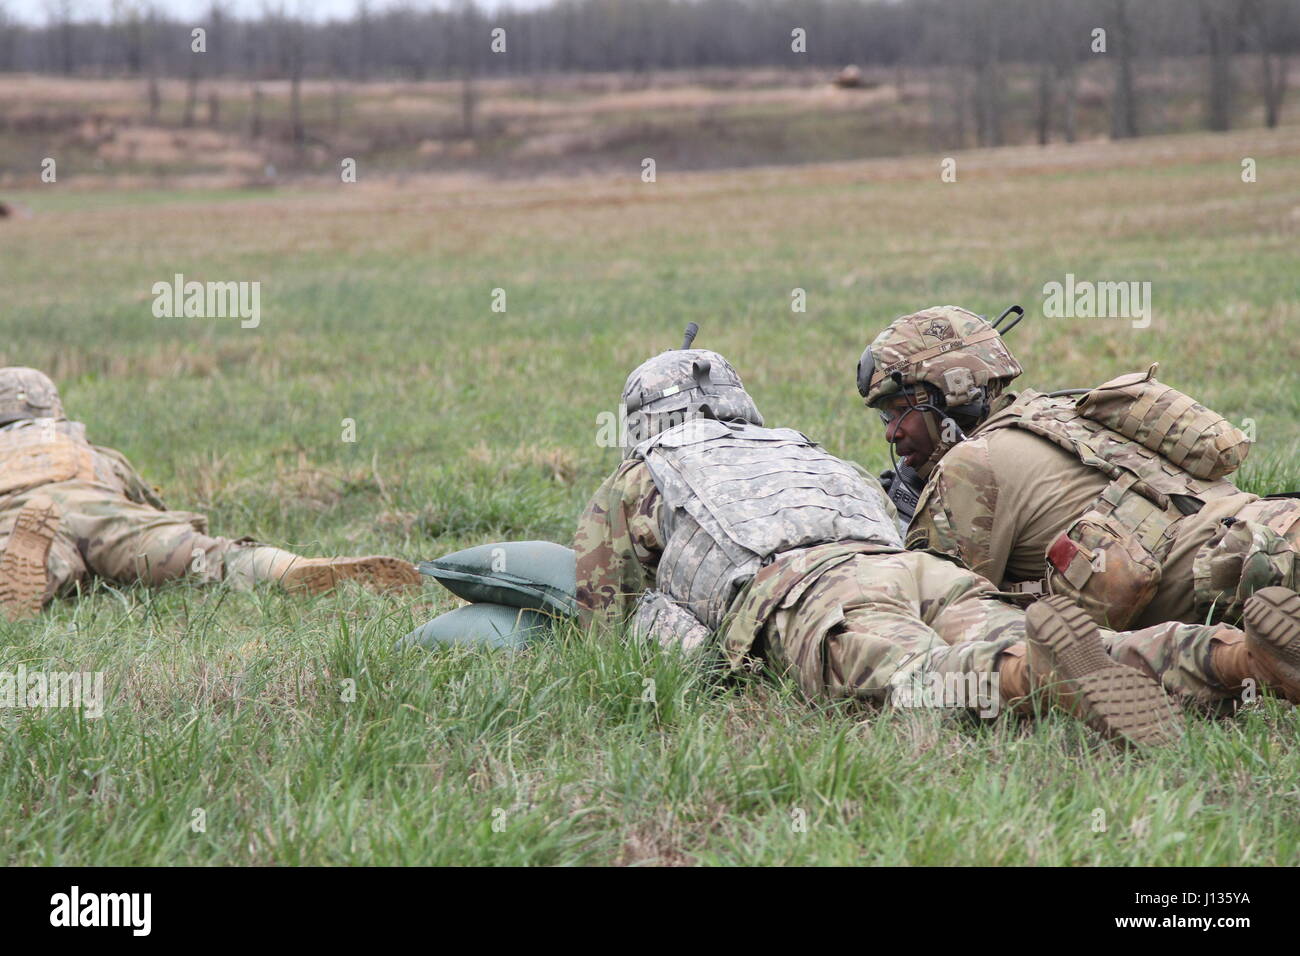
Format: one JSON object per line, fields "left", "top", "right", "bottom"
{"left": 397, "top": 603, "right": 550, "bottom": 652}
{"left": 419, "top": 540, "right": 577, "bottom": 616}
{"left": 1075, "top": 364, "right": 1250, "bottom": 480}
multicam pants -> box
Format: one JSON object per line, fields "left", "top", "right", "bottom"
{"left": 0, "top": 481, "right": 241, "bottom": 602}
{"left": 757, "top": 549, "right": 1241, "bottom": 710}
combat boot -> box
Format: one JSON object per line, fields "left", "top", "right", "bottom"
{"left": 1212, "top": 587, "right": 1300, "bottom": 704}
{"left": 0, "top": 496, "right": 60, "bottom": 621}
{"left": 1025, "top": 595, "right": 1184, "bottom": 747}
{"left": 995, "top": 643, "right": 1033, "bottom": 714}
{"left": 224, "top": 545, "right": 419, "bottom": 595}
{"left": 279, "top": 556, "right": 420, "bottom": 595}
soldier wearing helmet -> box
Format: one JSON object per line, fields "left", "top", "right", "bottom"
{"left": 858, "top": 307, "right": 1300, "bottom": 708}
{"left": 0, "top": 367, "right": 419, "bottom": 620}
{"left": 571, "top": 327, "right": 1300, "bottom": 745}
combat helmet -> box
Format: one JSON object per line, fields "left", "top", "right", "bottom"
{"left": 620, "top": 324, "right": 763, "bottom": 456}
{"left": 0, "top": 367, "right": 65, "bottom": 427}
{"left": 856, "top": 306, "right": 1022, "bottom": 476}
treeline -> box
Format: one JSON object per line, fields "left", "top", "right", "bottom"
{"left": 1, "top": 0, "right": 1296, "bottom": 136}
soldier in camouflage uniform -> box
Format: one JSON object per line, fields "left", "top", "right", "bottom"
{"left": 572, "top": 333, "right": 1300, "bottom": 745}
{"left": 0, "top": 367, "right": 419, "bottom": 620}
{"left": 857, "top": 306, "right": 1300, "bottom": 709}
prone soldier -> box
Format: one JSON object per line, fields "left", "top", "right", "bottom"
{"left": 573, "top": 329, "right": 1300, "bottom": 742}
{"left": 0, "top": 367, "right": 419, "bottom": 620}
{"left": 857, "top": 306, "right": 1300, "bottom": 707}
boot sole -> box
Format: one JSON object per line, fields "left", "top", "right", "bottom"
{"left": 1243, "top": 587, "right": 1300, "bottom": 697}
{"left": 1026, "top": 595, "right": 1184, "bottom": 747}
{"left": 0, "top": 496, "right": 60, "bottom": 621}
{"left": 280, "top": 556, "right": 420, "bottom": 596}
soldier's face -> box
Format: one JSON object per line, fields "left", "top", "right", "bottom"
{"left": 876, "top": 395, "right": 936, "bottom": 469}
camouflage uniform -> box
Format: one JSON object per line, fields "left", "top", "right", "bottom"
{"left": 858, "top": 307, "right": 1300, "bottom": 704}
{"left": 905, "top": 390, "right": 1299, "bottom": 627}
{"left": 0, "top": 416, "right": 252, "bottom": 598}
{"left": 574, "top": 341, "right": 1241, "bottom": 724}
{"left": 574, "top": 458, "right": 1247, "bottom": 709}
{"left": 0, "top": 367, "right": 418, "bottom": 617}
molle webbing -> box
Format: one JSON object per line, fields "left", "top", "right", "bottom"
{"left": 977, "top": 392, "right": 1240, "bottom": 555}
{"left": 1074, "top": 367, "right": 1251, "bottom": 481}
{"left": 636, "top": 419, "right": 902, "bottom": 629}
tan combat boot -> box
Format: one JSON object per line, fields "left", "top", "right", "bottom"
{"left": 995, "top": 643, "right": 1033, "bottom": 714}
{"left": 225, "top": 545, "right": 419, "bottom": 595}
{"left": 0, "top": 496, "right": 60, "bottom": 621}
{"left": 279, "top": 556, "right": 420, "bottom": 595}
{"left": 1212, "top": 587, "right": 1300, "bottom": 704}
{"left": 1024, "top": 595, "right": 1184, "bottom": 747}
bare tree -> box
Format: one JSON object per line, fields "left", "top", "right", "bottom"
{"left": 182, "top": 58, "right": 200, "bottom": 127}
{"left": 1199, "top": 0, "right": 1240, "bottom": 131}
{"left": 45, "top": 0, "right": 75, "bottom": 75}
{"left": 1110, "top": 0, "right": 1140, "bottom": 139}
{"left": 968, "top": 0, "right": 1007, "bottom": 148}
{"left": 1246, "top": 0, "right": 1295, "bottom": 128}
{"left": 1032, "top": 0, "right": 1086, "bottom": 144}
{"left": 112, "top": 0, "right": 147, "bottom": 75}
{"left": 143, "top": 4, "right": 161, "bottom": 122}
{"left": 249, "top": 83, "right": 264, "bottom": 139}
{"left": 0, "top": 3, "right": 15, "bottom": 74}
{"left": 455, "top": 1, "right": 482, "bottom": 140}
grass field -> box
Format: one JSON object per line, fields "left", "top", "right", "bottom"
{"left": 1, "top": 124, "right": 1299, "bottom": 865}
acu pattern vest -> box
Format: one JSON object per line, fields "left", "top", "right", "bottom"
{"left": 633, "top": 418, "right": 902, "bottom": 629}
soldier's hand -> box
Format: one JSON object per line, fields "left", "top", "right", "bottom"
{"left": 879, "top": 468, "right": 896, "bottom": 494}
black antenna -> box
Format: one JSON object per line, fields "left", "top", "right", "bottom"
{"left": 991, "top": 305, "right": 1025, "bottom": 335}
{"left": 681, "top": 323, "right": 699, "bottom": 349}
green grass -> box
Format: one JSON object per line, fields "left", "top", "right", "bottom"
{"left": 1, "top": 125, "right": 1298, "bottom": 864}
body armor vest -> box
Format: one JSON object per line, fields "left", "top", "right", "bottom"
{"left": 977, "top": 391, "right": 1242, "bottom": 557}
{"left": 0, "top": 419, "right": 119, "bottom": 498}
{"left": 633, "top": 418, "right": 902, "bottom": 629}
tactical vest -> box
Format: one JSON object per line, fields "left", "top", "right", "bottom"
{"left": 0, "top": 418, "right": 118, "bottom": 498}
{"left": 977, "top": 390, "right": 1242, "bottom": 560}
{"left": 633, "top": 418, "right": 902, "bottom": 629}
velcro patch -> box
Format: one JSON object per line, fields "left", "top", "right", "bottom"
{"left": 1048, "top": 535, "right": 1079, "bottom": 576}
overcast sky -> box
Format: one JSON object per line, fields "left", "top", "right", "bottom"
{"left": 3, "top": 0, "right": 554, "bottom": 25}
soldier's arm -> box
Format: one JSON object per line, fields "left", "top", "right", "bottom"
{"left": 572, "top": 459, "right": 664, "bottom": 629}
{"left": 94, "top": 445, "right": 168, "bottom": 510}
{"left": 905, "top": 441, "right": 1012, "bottom": 585}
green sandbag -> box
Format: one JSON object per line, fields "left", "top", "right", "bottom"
{"left": 397, "top": 603, "right": 550, "bottom": 652}
{"left": 418, "top": 540, "right": 577, "bottom": 617}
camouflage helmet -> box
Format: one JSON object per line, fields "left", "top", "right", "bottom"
{"left": 857, "top": 306, "right": 1021, "bottom": 411}
{"left": 621, "top": 339, "right": 762, "bottom": 457}
{"left": 0, "top": 367, "right": 65, "bottom": 426}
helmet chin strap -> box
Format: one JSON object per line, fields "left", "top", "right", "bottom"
{"left": 886, "top": 387, "right": 969, "bottom": 480}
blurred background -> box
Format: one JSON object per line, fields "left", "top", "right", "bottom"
{"left": 0, "top": 0, "right": 1296, "bottom": 188}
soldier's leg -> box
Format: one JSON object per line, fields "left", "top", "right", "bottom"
{"left": 763, "top": 551, "right": 1182, "bottom": 745}
{"left": 57, "top": 491, "right": 417, "bottom": 594}
{"left": 221, "top": 545, "right": 420, "bottom": 594}
{"left": 1101, "top": 619, "right": 1238, "bottom": 709}
{"left": 0, "top": 496, "right": 62, "bottom": 619}
{"left": 0, "top": 494, "right": 93, "bottom": 618}
{"left": 1115, "top": 586, "right": 1300, "bottom": 707}
{"left": 910, "top": 554, "right": 1182, "bottom": 745}
{"left": 761, "top": 552, "right": 1016, "bottom": 707}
